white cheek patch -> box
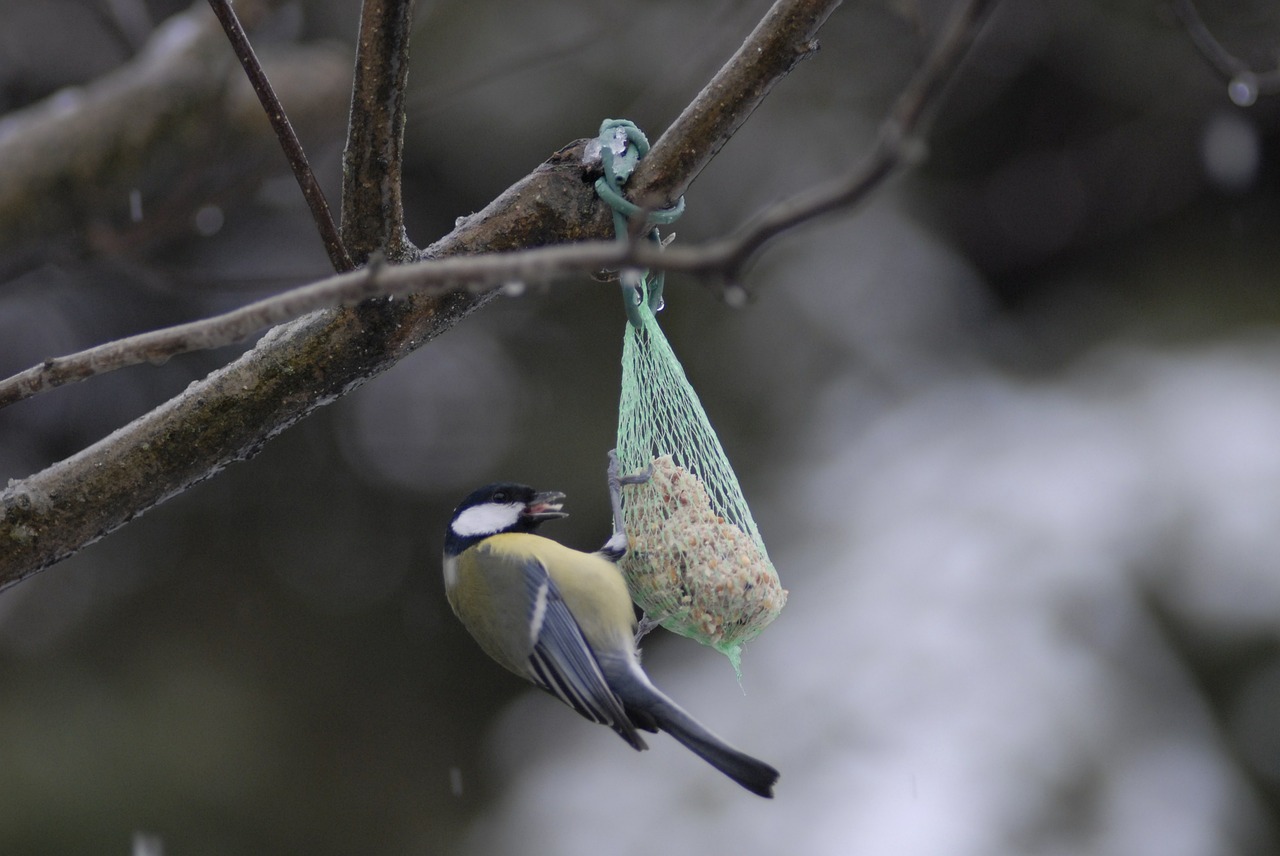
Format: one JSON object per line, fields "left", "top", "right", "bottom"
{"left": 452, "top": 502, "right": 523, "bottom": 538}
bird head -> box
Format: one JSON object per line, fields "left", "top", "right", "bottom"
{"left": 444, "top": 483, "right": 568, "bottom": 555}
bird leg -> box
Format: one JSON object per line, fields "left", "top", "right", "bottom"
{"left": 604, "top": 450, "right": 658, "bottom": 641}
{"left": 607, "top": 449, "right": 652, "bottom": 537}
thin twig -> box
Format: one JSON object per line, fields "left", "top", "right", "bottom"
{"left": 206, "top": 0, "right": 354, "bottom": 272}
{"left": 0, "top": 243, "right": 622, "bottom": 408}
{"left": 715, "top": 0, "right": 996, "bottom": 276}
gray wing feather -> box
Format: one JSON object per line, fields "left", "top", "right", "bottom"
{"left": 519, "top": 557, "right": 647, "bottom": 750}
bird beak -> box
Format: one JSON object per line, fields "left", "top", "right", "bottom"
{"left": 524, "top": 490, "right": 568, "bottom": 522}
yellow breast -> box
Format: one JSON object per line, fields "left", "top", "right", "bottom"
{"left": 449, "top": 533, "right": 637, "bottom": 663}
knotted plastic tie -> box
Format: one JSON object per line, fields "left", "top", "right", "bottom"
{"left": 588, "top": 119, "right": 685, "bottom": 328}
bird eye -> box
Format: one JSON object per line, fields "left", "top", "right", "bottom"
{"left": 493, "top": 490, "right": 509, "bottom": 503}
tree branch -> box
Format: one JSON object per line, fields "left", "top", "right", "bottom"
{"left": 0, "top": 0, "right": 998, "bottom": 412}
{"left": 0, "top": 144, "right": 610, "bottom": 583}
{"left": 0, "top": 0, "right": 998, "bottom": 409}
{"left": 631, "top": 0, "right": 840, "bottom": 210}
{"left": 0, "top": 239, "right": 625, "bottom": 409}
{"left": 0, "top": 0, "right": 993, "bottom": 584}
{"left": 341, "top": 0, "right": 417, "bottom": 263}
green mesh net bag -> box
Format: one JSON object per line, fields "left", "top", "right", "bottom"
{"left": 615, "top": 296, "right": 787, "bottom": 672}
{"left": 589, "top": 117, "right": 786, "bottom": 672}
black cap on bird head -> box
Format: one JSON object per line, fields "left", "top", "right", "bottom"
{"left": 445, "top": 482, "right": 568, "bottom": 554}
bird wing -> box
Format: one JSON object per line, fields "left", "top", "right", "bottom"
{"left": 519, "top": 556, "right": 648, "bottom": 750}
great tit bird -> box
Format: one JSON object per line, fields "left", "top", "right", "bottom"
{"left": 442, "top": 481, "right": 780, "bottom": 798}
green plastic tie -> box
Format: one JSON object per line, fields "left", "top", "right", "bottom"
{"left": 590, "top": 119, "right": 685, "bottom": 328}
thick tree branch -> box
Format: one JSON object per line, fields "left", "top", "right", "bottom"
{"left": 341, "top": 0, "right": 417, "bottom": 262}
{"left": 0, "top": 144, "right": 611, "bottom": 583}
{"left": 631, "top": 0, "right": 840, "bottom": 210}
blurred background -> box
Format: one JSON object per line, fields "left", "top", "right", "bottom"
{"left": 2, "top": 0, "right": 1280, "bottom": 853}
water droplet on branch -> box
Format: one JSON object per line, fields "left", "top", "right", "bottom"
{"left": 1228, "top": 72, "right": 1258, "bottom": 107}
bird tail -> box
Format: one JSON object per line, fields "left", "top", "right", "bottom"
{"left": 603, "top": 660, "right": 779, "bottom": 798}
{"left": 648, "top": 697, "right": 780, "bottom": 798}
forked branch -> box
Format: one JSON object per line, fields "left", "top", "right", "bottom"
{"left": 0, "top": 0, "right": 995, "bottom": 583}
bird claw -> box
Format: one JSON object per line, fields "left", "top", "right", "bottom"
{"left": 616, "top": 464, "right": 653, "bottom": 487}
{"left": 634, "top": 612, "right": 660, "bottom": 643}
{"left": 607, "top": 450, "right": 653, "bottom": 488}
